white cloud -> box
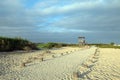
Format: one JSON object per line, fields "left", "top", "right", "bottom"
{"left": 32, "top": 0, "right": 120, "bottom": 16}
{"left": 0, "top": 0, "right": 120, "bottom": 43}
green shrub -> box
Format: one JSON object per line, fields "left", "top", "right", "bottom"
{"left": 0, "top": 36, "right": 38, "bottom": 52}
{"left": 37, "top": 42, "right": 78, "bottom": 49}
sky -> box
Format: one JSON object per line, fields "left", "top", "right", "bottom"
{"left": 0, "top": 0, "right": 120, "bottom": 44}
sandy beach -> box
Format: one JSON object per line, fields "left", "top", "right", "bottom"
{"left": 75, "top": 48, "right": 120, "bottom": 80}
{"left": 1, "top": 0, "right": 120, "bottom": 79}
{"left": 0, "top": 47, "right": 93, "bottom": 80}
{"left": 0, "top": 47, "right": 120, "bottom": 80}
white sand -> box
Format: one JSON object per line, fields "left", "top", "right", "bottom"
{"left": 0, "top": 47, "right": 96, "bottom": 80}
{"left": 75, "top": 48, "right": 120, "bottom": 80}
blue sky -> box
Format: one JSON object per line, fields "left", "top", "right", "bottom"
{"left": 0, "top": 0, "right": 120, "bottom": 43}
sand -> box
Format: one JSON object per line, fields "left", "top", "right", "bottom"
{"left": 75, "top": 48, "right": 120, "bottom": 80}
{"left": 1, "top": 47, "right": 119, "bottom": 80}
{"left": 0, "top": 47, "right": 95, "bottom": 80}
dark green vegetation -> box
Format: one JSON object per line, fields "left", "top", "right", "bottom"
{"left": 0, "top": 36, "right": 78, "bottom": 52}
{"left": 1, "top": 36, "right": 119, "bottom": 52}
{"left": 0, "top": 37, "right": 38, "bottom": 52}
{"left": 37, "top": 42, "right": 78, "bottom": 49}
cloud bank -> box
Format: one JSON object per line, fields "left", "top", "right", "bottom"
{"left": 0, "top": 0, "right": 120, "bottom": 43}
